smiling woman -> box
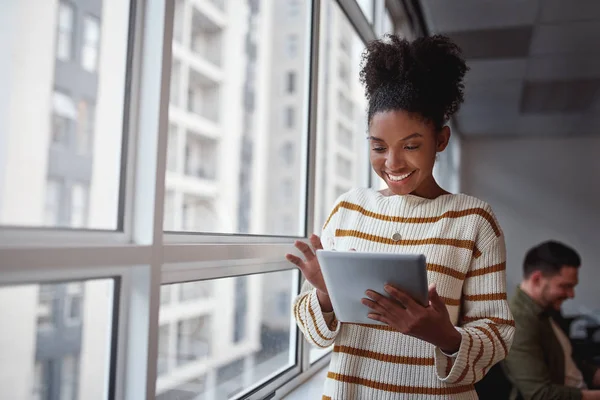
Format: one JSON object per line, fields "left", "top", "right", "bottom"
{"left": 286, "top": 34, "right": 515, "bottom": 400}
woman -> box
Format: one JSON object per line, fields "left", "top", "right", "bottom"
{"left": 286, "top": 34, "right": 515, "bottom": 399}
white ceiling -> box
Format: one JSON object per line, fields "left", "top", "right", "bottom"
{"left": 419, "top": 0, "right": 600, "bottom": 137}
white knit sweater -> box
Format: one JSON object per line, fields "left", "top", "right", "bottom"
{"left": 293, "top": 188, "right": 515, "bottom": 399}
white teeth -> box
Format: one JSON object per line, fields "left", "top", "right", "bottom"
{"left": 387, "top": 171, "right": 414, "bottom": 182}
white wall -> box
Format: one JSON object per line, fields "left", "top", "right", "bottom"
{"left": 462, "top": 136, "right": 600, "bottom": 316}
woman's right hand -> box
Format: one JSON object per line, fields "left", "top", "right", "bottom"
{"left": 285, "top": 234, "right": 328, "bottom": 295}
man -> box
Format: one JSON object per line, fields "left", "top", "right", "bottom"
{"left": 505, "top": 241, "right": 600, "bottom": 400}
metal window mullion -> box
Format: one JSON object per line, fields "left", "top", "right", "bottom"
{"left": 337, "top": 0, "right": 376, "bottom": 44}
{"left": 119, "top": 0, "right": 174, "bottom": 398}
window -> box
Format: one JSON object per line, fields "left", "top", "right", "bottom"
{"left": 383, "top": 8, "right": 395, "bottom": 35}
{"left": 1, "top": 0, "right": 129, "bottom": 230}
{"left": 60, "top": 355, "right": 78, "bottom": 400}
{"left": 357, "top": 0, "right": 374, "bottom": 23}
{"left": 167, "top": 124, "right": 178, "bottom": 172}
{"left": 288, "top": 0, "right": 301, "bottom": 17}
{"left": 281, "top": 179, "right": 293, "bottom": 204}
{"left": 64, "top": 282, "right": 83, "bottom": 325}
{"left": 82, "top": 16, "right": 101, "bottom": 72}
{"left": 157, "top": 325, "right": 170, "bottom": 375}
{"left": 337, "top": 123, "right": 353, "bottom": 149}
{"left": 76, "top": 100, "right": 94, "bottom": 155}
{"left": 176, "top": 316, "right": 211, "bottom": 365}
{"left": 336, "top": 154, "right": 353, "bottom": 180}
{"left": 56, "top": 2, "right": 74, "bottom": 61}
{"left": 157, "top": 269, "right": 297, "bottom": 399}
{"left": 44, "top": 179, "right": 62, "bottom": 226}
{"left": 286, "top": 71, "right": 296, "bottom": 94}
{"left": 184, "top": 135, "right": 217, "bottom": 180}
{"left": 286, "top": 34, "right": 299, "bottom": 58}
{"left": 313, "top": 4, "right": 370, "bottom": 349}
{"left": 179, "top": 281, "right": 213, "bottom": 301}
{"left": 70, "top": 184, "right": 89, "bottom": 228}
{"left": 52, "top": 91, "right": 75, "bottom": 146}
{"left": 281, "top": 142, "right": 294, "bottom": 166}
{"left": 37, "top": 285, "right": 57, "bottom": 330}
{"left": 284, "top": 106, "right": 295, "bottom": 128}
{"left": 0, "top": 279, "right": 114, "bottom": 400}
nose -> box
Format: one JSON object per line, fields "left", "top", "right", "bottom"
{"left": 385, "top": 149, "right": 406, "bottom": 172}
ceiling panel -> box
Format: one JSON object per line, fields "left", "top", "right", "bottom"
{"left": 526, "top": 55, "right": 600, "bottom": 80}
{"left": 540, "top": 0, "right": 600, "bottom": 23}
{"left": 521, "top": 79, "right": 600, "bottom": 113}
{"left": 421, "top": 0, "right": 539, "bottom": 33}
{"left": 465, "top": 59, "right": 528, "bottom": 84}
{"left": 446, "top": 27, "right": 532, "bottom": 59}
{"left": 531, "top": 21, "right": 600, "bottom": 55}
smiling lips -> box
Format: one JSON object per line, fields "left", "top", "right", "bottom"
{"left": 386, "top": 171, "right": 415, "bottom": 182}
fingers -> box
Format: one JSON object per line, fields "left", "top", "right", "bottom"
{"left": 384, "top": 284, "right": 417, "bottom": 309}
{"left": 285, "top": 253, "right": 304, "bottom": 269}
{"left": 309, "top": 234, "right": 323, "bottom": 251}
{"left": 294, "top": 240, "right": 316, "bottom": 262}
{"left": 367, "top": 313, "right": 389, "bottom": 324}
{"left": 361, "top": 297, "right": 388, "bottom": 314}
{"left": 365, "top": 290, "right": 399, "bottom": 311}
{"left": 428, "top": 284, "right": 445, "bottom": 310}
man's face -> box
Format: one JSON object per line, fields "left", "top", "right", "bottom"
{"left": 538, "top": 266, "right": 579, "bottom": 310}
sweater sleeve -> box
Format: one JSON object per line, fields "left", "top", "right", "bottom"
{"left": 434, "top": 232, "right": 515, "bottom": 385}
{"left": 292, "top": 199, "right": 342, "bottom": 348}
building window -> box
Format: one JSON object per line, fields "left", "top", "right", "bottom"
{"left": 336, "top": 155, "right": 352, "bottom": 180}
{"left": 339, "top": 62, "right": 349, "bottom": 85}
{"left": 167, "top": 124, "right": 178, "bottom": 172}
{"left": 157, "top": 324, "right": 170, "bottom": 375}
{"left": 64, "top": 282, "right": 83, "bottom": 325}
{"left": 281, "top": 179, "right": 293, "bottom": 204}
{"left": 286, "top": 34, "right": 298, "bottom": 58}
{"left": 281, "top": 142, "right": 294, "bottom": 166}
{"left": 81, "top": 15, "right": 101, "bottom": 72}
{"left": 284, "top": 107, "right": 295, "bottom": 128}
{"left": 177, "top": 316, "right": 211, "bottom": 365}
{"left": 56, "top": 2, "right": 74, "bottom": 61}
{"left": 52, "top": 91, "right": 76, "bottom": 146}
{"left": 286, "top": 71, "right": 296, "bottom": 94}
{"left": 289, "top": 0, "right": 301, "bottom": 17}
{"left": 70, "top": 184, "right": 89, "bottom": 228}
{"left": 233, "top": 278, "right": 248, "bottom": 343}
{"left": 337, "top": 123, "right": 353, "bottom": 149}
{"left": 179, "top": 281, "right": 213, "bottom": 301}
{"left": 60, "top": 355, "right": 79, "bottom": 400}
{"left": 184, "top": 135, "right": 217, "bottom": 180}
{"left": 32, "top": 361, "right": 49, "bottom": 400}
{"left": 37, "top": 285, "right": 56, "bottom": 330}
{"left": 76, "top": 100, "right": 94, "bottom": 155}
{"left": 44, "top": 179, "right": 62, "bottom": 227}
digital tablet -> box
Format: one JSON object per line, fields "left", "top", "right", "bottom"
{"left": 316, "top": 250, "right": 428, "bottom": 325}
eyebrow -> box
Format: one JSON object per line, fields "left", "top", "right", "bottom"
{"left": 367, "top": 133, "right": 423, "bottom": 142}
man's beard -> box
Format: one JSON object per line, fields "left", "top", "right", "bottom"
{"left": 541, "top": 284, "right": 565, "bottom": 310}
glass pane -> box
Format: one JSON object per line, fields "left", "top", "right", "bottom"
{"left": 314, "top": 1, "right": 370, "bottom": 233}
{"left": 156, "top": 269, "right": 298, "bottom": 399}
{"left": 310, "top": 346, "right": 333, "bottom": 364}
{"left": 0, "top": 0, "right": 131, "bottom": 230}
{"left": 382, "top": 8, "right": 395, "bottom": 36}
{"left": 0, "top": 278, "right": 115, "bottom": 400}
{"left": 357, "top": 0, "right": 374, "bottom": 23}
{"left": 164, "top": 1, "right": 310, "bottom": 236}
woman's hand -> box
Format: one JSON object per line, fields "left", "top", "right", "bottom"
{"left": 362, "top": 284, "right": 462, "bottom": 354}
{"left": 285, "top": 235, "right": 333, "bottom": 311}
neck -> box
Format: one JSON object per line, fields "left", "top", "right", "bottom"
{"left": 519, "top": 281, "right": 547, "bottom": 309}
{"left": 411, "top": 176, "right": 447, "bottom": 199}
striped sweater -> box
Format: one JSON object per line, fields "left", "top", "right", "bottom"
{"left": 293, "top": 188, "right": 515, "bottom": 399}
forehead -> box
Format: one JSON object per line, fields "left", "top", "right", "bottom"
{"left": 550, "top": 266, "right": 579, "bottom": 284}
{"left": 370, "top": 110, "right": 434, "bottom": 137}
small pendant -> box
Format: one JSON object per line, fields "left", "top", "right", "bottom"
{"left": 391, "top": 232, "right": 402, "bottom": 242}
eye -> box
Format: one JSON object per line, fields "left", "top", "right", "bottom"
{"left": 371, "top": 147, "right": 387, "bottom": 153}
{"left": 404, "top": 145, "right": 420, "bottom": 151}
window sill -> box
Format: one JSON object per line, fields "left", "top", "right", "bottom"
{"left": 282, "top": 366, "right": 328, "bottom": 399}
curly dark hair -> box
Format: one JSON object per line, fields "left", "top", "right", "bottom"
{"left": 359, "top": 34, "right": 468, "bottom": 129}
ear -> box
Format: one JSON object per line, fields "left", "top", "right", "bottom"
{"left": 529, "top": 270, "right": 544, "bottom": 285}
{"left": 436, "top": 126, "right": 451, "bottom": 152}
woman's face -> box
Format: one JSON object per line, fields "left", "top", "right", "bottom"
{"left": 369, "top": 110, "right": 450, "bottom": 197}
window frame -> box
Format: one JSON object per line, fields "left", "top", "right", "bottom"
{"left": 0, "top": 0, "right": 413, "bottom": 399}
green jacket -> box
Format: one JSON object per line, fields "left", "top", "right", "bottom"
{"left": 505, "top": 287, "right": 597, "bottom": 400}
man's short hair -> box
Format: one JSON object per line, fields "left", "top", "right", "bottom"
{"left": 523, "top": 241, "right": 581, "bottom": 278}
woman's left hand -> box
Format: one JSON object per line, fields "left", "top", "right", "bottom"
{"left": 362, "top": 284, "right": 462, "bottom": 354}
